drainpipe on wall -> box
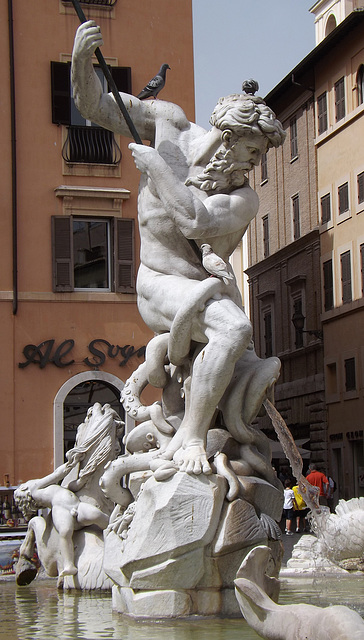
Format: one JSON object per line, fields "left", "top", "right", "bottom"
{"left": 8, "top": 0, "right": 18, "bottom": 315}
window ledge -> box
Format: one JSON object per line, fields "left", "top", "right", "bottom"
{"left": 55, "top": 185, "right": 130, "bottom": 200}
{"left": 337, "top": 209, "right": 351, "bottom": 224}
{"left": 315, "top": 102, "right": 364, "bottom": 147}
{"left": 319, "top": 219, "right": 334, "bottom": 233}
{"left": 326, "top": 394, "right": 340, "bottom": 404}
{"left": 4, "top": 291, "right": 138, "bottom": 303}
{"left": 343, "top": 390, "right": 359, "bottom": 401}
{"left": 321, "top": 296, "right": 364, "bottom": 322}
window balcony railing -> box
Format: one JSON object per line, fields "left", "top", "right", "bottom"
{"left": 62, "top": 126, "right": 121, "bottom": 165}
{"left": 63, "top": 0, "right": 117, "bottom": 6}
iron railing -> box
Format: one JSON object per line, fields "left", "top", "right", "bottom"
{"left": 62, "top": 126, "right": 121, "bottom": 165}
{"left": 63, "top": 0, "right": 117, "bottom": 6}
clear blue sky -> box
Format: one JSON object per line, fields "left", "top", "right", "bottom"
{"left": 192, "top": 0, "right": 316, "bottom": 128}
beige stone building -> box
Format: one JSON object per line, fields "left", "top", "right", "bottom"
{"left": 1, "top": 0, "right": 195, "bottom": 490}
{"left": 247, "top": 2, "right": 364, "bottom": 500}
{"left": 312, "top": 2, "right": 364, "bottom": 499}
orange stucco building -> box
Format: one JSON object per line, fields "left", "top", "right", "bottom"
{"left": 1, "top": 0, "right": 195, "bottom": 488}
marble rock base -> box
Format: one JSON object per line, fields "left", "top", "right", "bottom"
{"left": 111, "top": 539, "right": 283, "bottom": 619}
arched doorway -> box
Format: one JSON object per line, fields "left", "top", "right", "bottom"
{"left": 53, "top": 371, "right": 134, "bottom": 468}
{"left": 63, "top": 379, "right": 123, "bottom": 458}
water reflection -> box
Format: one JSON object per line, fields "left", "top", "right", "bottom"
{"left": 1, "top": 580, "right": 260, "bottom": 640}
{"left": 1, "top": 576, "right": 363, "bottom": 640}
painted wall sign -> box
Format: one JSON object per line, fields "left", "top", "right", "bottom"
{"left": 18, "top": 339, "right": 146, "bottom": 370}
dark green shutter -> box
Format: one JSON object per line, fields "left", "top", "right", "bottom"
{"left": 51, "top": 61, "right": 71, "bottom": 125}
{"left": 52, "top": 216, "right": 74, "bottom": 292}
{"left": 110, "top": 66, "right": 132, "bottom": 94}
{"left": 115, "top": 218, "right": 135, "bottom": 293}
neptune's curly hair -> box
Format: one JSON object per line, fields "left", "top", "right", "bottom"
{"left": 210, "top": 93, "right": 286, "bottom": 149}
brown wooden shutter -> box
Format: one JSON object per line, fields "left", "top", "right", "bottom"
{"left": 340, "top": 250, "right": 352, "bottom": 304}
{"left": 323, "top": 259, "right": 334, "bottom": 311}
{"left": 52, "top": 216, "right": 74, "bottom": 292}
{"left": 115, "top": 218, "right": 135, "bottom": 293}
{"left": 51, "top": 61, "right": 71, "bottom": 125}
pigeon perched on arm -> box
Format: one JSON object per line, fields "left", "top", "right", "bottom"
{"left": 201, "top": 244, "right": 234, "bottom": 285}
{"left": 137, "top": 64, "right": 170, "bottom": 100}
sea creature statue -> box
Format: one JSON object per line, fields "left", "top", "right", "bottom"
{"left": 287, "top": 497, "right": 364, "bottom": 573}
{"left": 234, "top": 545, "right": 364, "bottom": 640}
{"left": 15, "top": 402, "right": 124, "bottom": 590}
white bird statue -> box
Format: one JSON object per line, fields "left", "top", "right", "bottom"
{"left": 200, "top": 244, "right": 234, "bottom": 285}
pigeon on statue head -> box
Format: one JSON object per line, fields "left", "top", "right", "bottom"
{"left": 137, "top": 64, "right": 170, "bottom": 100}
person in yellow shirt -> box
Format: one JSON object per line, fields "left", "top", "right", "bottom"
{"left": 292, "top": 484, "right": 310, "bottom": 533}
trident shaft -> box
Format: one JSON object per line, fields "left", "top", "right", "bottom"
{"left": 70, "top": 0, "right": 143, "bottom": 144}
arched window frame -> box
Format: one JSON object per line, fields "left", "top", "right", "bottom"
{"left": 53, "top": 371, "right": 134, "bottom": 468}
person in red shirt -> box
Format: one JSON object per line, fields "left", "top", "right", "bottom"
{"left": 306, "top": 463, "right": 329, "bottom": 505}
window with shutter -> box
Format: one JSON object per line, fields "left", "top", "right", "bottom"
{"left": 344, "top": 357, "right": 356, "bottom": 392}
{"left": 51, "top": 61, "right": 71, "bottom": 125}
{"left": 323, "top": 259, "right": 334, "bottom": 311}
{"left": 357, "top": 172, "right": 364, "bottom": 205}
{"left": 115, "top": 218, "right": 135, "bottom": 293}
{"left": 263, "top": 310, "right": 273, "bottom": 357}
{"left": 293, "top": 297, "right": 304, "bottom": 349}
{"left": 73, "top": 218, "right": 110, "bottom": 290}
{"left": 320, "top": 193, "right": 331, "bottom": 224}
{"left": 261, "top": 152, "right": 268, "bottom": 183}
{"left": 340, "top": 250, "right": 352, "bottom": 304}
{"left": 51, "top": 62, "right": 130, "bottom": 164}
{"left": 52, "top": 215, "right": 135, "bottom": 293}
{"left": 338, "top": 182, "right": 349, "bottom": 215}
{"left": 317, "top": 92, "right": 328, "bottom": 134}
{"left": 357, "top": 65, "right": 364, "bottom": 106}
{"left": 110, "top": 66, "right": 132, "bottom": 94}
{"left": 290, "top": 116, "right": 298, "bottom": 159}
{"left": 52, "top": 216, "right": 74, "bottom": 291}
{"left": 262, "top": 215, "right": 269, "bottom": 258}
{"left": 334, "top": 77, "right": 345, "bottom": 122}
{"left": 292, "top": 194, "right": 300, "bottom": 240}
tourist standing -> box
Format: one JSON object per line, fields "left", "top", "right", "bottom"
{"left": 306, "top": 463, "right": 329, "bottom": 505}
{"left": 292, "top": 484, "right": 309, "bottom": 532}
{"left": 283, "top": 479, "right": 297, "bottom": 535}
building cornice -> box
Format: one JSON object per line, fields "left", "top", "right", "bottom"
{"left": 246, "top": 229, "right": 320, "bottom": 278}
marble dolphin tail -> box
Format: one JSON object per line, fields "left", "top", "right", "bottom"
{"left": 234, "top": 546, "right": 364, "bottom": 640}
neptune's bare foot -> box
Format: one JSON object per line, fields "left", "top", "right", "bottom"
{"left": 174, "top": 444, "right": 212, "bottom": 475}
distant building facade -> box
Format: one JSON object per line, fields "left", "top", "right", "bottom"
{"left": 246, "top": 74, "right": 323, "bottom": 475}
{"left": 246, "top": 4, "right": 364, "bottom": 500}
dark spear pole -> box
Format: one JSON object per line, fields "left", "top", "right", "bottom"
{"left": 70, "top": 0, "right": 143, "bottom": 145}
